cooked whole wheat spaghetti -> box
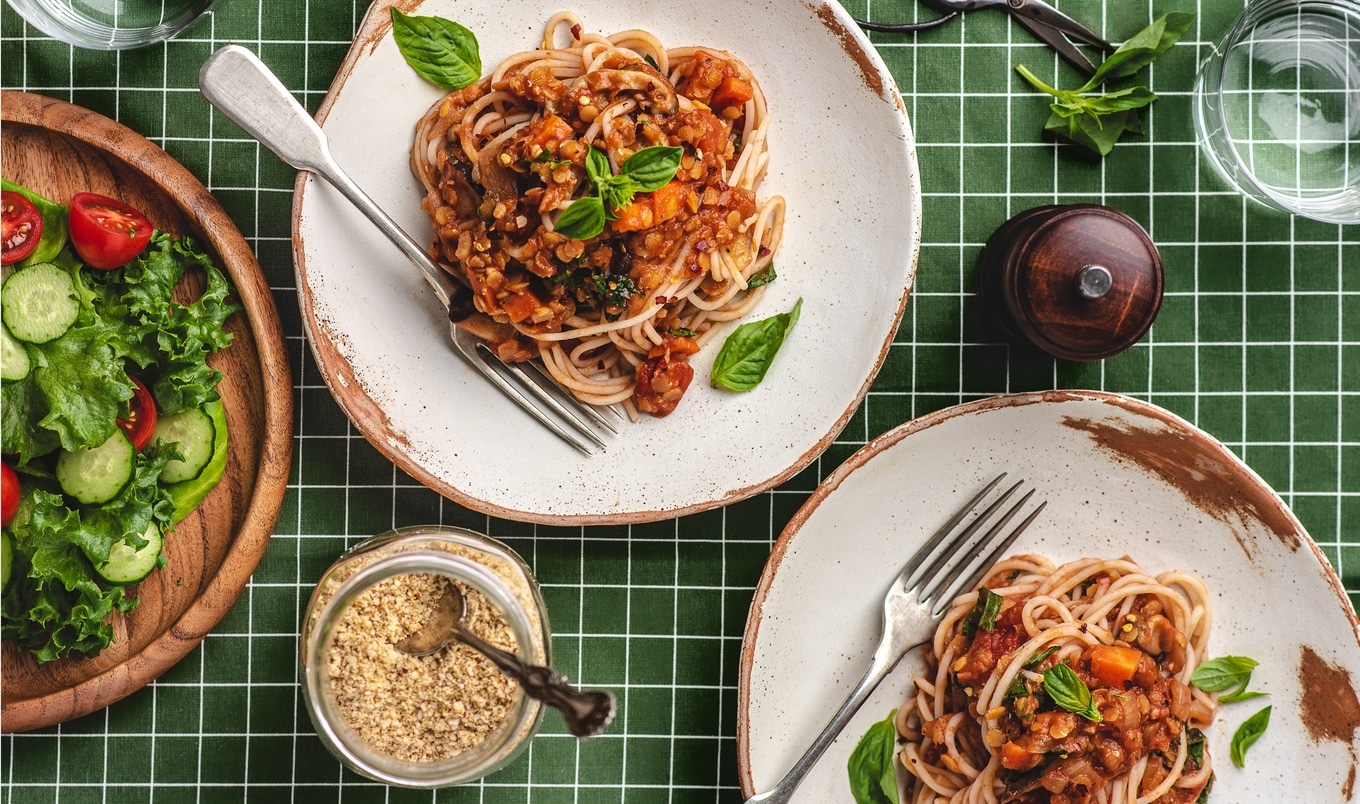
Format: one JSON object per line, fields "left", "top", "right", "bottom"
{"left": 411, "top": 12, "right": 784, "bottom": 417}
{"left": 897, "top": 555, "right": 1216, "bottom": 804}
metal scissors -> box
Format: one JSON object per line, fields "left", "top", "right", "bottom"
{"left": 856, "top": 0, "right": 1115, "bottom": 77}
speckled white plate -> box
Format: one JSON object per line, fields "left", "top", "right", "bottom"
{"left": 739, "top": 391, "right": 1360, "bottom": 803}
{"left": 291, "top": 0, "right": 919, "bottom": 524}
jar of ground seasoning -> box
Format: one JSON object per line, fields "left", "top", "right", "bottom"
{"left": 300, "top": 525, "right": 550, "bottom": 787}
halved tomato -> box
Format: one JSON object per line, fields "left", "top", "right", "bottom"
{"left": 118, "top": 377, "right": 159, "bottom": 451}
{"left": 69, "top": 192, "right": 153, "bottom": 269}
{"left": 2, "top": 461, "right": 19, "bottom": 527}
{"left": 2, "top": 190, "right": 44, "bottom": 265}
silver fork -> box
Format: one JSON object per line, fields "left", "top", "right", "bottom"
{"left": 745, "top": 473, "right": 1046, "bottom": 804}
{"left": 197, "top": 45, "right": 619, "bottom": 455}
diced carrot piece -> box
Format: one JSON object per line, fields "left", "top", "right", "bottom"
{"left": 610, "top": 200, "right": 654, "bottom": 232}
{"left": 1089, "top": 645, "right": 1142, "bottom": 687}
{"left": 1001, "top": 741, "right": 1041, "bottom": 771}
{"left": 528, "top": 114, "right": 574, "bottom": 149}
{"left": 651, "top": 181, "right": 689, "bottom": 224}
{"left": 678, "top": 50, "right": 733, "bottom": 102}
{"left": 500, "top": 290, "right": 541, "bottom": 324}
{"left": 711, "top": 76, "right": 753, "bottom": 110}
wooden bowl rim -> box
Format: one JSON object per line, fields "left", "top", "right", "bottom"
{"left": 0, "top": 90, "right": 293, "bottom": 732}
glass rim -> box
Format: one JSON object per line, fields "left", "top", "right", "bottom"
{"left": 4, "top": 0, "right": 216, "bottom": 50}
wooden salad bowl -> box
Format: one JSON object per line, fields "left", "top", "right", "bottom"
{"left": 0, "top": 91, "right": 293, "bottom": 732}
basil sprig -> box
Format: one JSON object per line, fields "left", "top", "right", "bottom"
{"left": 1191, "top": 655, "right": 1265, "bottom": 702}
{"left": 961, "top": 588, "right": 1004, "bottom": 636}
{"left": 846, "top": 710, "right": 900, "bottom": 804}
{"left": 1014, "top": 11, "right": 1195, "bottom": 157}
{"left": 390, "top": 8, "right": 481, "bottom": 90}
{"left": 1042, "top": 663, "right": 1102, "bottom": 722}
{"left": 554, "top": 146, "right": 683, "bottom": 240}
{"left": 710, "top": 298, "right": 802, "bottom": 392}
{"left": 1230, "top": 705, "right": 1271, "bottom": 767}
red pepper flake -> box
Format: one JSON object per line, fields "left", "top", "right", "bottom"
{"left": 570, "top": 23, "right": 583, "bottom": 40}
{"left": 694, "top": 240, "right": 712, "bottom": 253}
{"left": 757, "top": 246, "right": 771, "bottom": 258}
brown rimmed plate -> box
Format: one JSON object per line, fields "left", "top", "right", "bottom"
{"left": 738, "top": 391, "right": 1360, "bottom": 802}
{"left": 1, "top": 91, "right": 293, "bottom": 732}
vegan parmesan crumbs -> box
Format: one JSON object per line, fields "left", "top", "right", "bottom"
{"left": 326, "top": 572, "right": 520, "bottom": 762}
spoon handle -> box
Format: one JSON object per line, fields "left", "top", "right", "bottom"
{"left": 454, "top": 626, "right": 616, "bottom": 739}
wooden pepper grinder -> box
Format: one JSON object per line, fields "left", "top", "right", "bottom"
{"left": 976, "top": 204, "right": 1164, "bottom": 362}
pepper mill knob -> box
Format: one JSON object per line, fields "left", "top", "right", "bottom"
{"left": 977, "top": 204, "right": 1164, "bottom": 361}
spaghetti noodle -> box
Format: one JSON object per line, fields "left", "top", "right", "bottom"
{"left": 410, "top": 13, "right": 784, "bottom": 417}
{"left": 897, "top": 556, "right": 1216, "bottom": 804}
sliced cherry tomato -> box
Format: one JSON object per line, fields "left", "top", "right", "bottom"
{"left": 2, "top": 462, "right": 19, "bottom": 527}
{"left": 2, "top": 190, "right": 44, "bottom": 266}
{"left": 117, "top": 377, "right": 159, "bottom": 451}
{"left": 69, "top": 192, "right": 153, "bottom": 269}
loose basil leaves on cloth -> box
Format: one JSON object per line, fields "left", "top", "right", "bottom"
{"left": 847, "top": 710, "right": 900, "bottom": 804}
{"left": 555, "top": 146, "right": 684, "bottom": 240}
{"left": 390, "top": 7, "right": 481, "bottom": 90}
{"left": 1015, "top": 11, "right": 1195, "bottom": 157}
{"left": 710, "top": 298, "right": 802, "bottom": 392}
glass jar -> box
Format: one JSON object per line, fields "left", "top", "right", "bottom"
{"left": 300, "top": 525, "right": 550, "bottom": 788}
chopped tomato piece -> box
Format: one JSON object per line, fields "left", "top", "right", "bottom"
{"left": 117, "top": 376, "right": 159, "bottom": 451}
{"left": 499, "top": 290, "right": 542, "bottom": 324}
{"left": 1089, "top": 645, "right": 1143, "bottom": 687}
{"left": 2, "top": 190, "right": 43, "bottom": 265}
{"left": 647, "top": 335, "right": 700, "bottom": 360}
{"left": 711, "top": 76, "right": 754, "bottom": 110}
{"left": 1001, "top": 740, "right": 1042, "bottom": 772}
{"left": 635, "top": 353, "right": 694, "bottom": 417}
{"left": 677, "top": 50, "right": 735, "bottom": 104}
{"left": 528, "top": 114, "right": 575, "bottom": 150}
{"left": 69, "top": 192, "right": 153, "bottom": 269}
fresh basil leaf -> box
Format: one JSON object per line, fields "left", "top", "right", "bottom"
{"left": 586, "top": 146, "right": 611, "bottom": 185}
{"left": 746, "top": 264, "right": 777, "bottom": 289}
{"left": 1230, "top": 705, "right": 1271, "bottom": 767}
{"left": 1085, "top": 11, "right": 1196, "bottom": 88}
{"left": 710, "top": 298, "right": 801, "bottom": 392}
{"left": 1186, "top": 727, "right": 1207, "bottom": 767}
{"left": 390, "top": 8, "right": 482, "bottom": 90}
{"left": 1024, "top": 646, "right": 1060, "bottom": 668}
{"left": 643, "top": 53, "right": 660, "bottom": 71}
{"left": 846, "top": 710, "right": 899, "bottom": 804}
{"left": 1197, "top": 773, "right": 1215, "bottom": 804}
{"left": 1043, "top": 663, "right": 1102, "bottom": 722}
{"left": 1006, "top": 676, "right": 1028, "bottom": 698}
{"left": 1082, "top": 86, "right": 1158, "bottom": 115}
{"left": 668, "top": 327, "right": 698, "bottom": 338}
{"left": 553, "top": 196, "right": 606, "bottom": 240}
{"left": 1220, "top": 688, "right": 1268, "bottom": 703}
{"left": 962, "top": 588, "right": 1004, "bottom": 635}
{"left": 599, "top": 174, "right": 642, "bottom": 214}
{"left": 1191, "top": 655, "right": 1259, "bottom": 692}
{"left": 1071, "top": 111, "right": 1127, "bottom": 157}
{"left": 620, "top": 145, "right": 683, "bottom": 192}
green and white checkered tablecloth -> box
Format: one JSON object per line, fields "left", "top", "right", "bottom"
{"left": 2, "top": 0, "right": 1356, "bottom": 800}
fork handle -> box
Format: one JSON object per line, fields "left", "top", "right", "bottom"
{"left": 745, "top": 636, "right": 919, "bottom": 804}
{"left": 197, "top": 45, "right": 460, "bottom": 310}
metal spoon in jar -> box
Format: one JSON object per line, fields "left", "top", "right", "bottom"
{"left": 395, "top": 581, "right": 616, "bottom": 739}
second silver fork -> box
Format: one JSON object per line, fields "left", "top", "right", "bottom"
{"left": 745, "top": 473, "right": 1046, "bottom": 804}
{"left": 198, "top": 45, "right": 618, "bottom": 454}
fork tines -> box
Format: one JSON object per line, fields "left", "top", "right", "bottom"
{"left": 904, "top": 473, "right": 1047, "bottom": 615}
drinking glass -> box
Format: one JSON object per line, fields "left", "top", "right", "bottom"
{"left": 4, "top": 0, "right": 213, "bottom": 50}
{"left": 1193, "top": 0, "right": 1360, "bottom": 224}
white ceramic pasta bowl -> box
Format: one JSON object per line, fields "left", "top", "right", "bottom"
{"left": 739, "top": 391, "right": 1360, "bottom": 803}
{"left": 292, "top": 0, "right": 920, "bottom": 524}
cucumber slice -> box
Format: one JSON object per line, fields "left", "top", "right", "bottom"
{"left": 155, "top": 407, "right": 216, "bottom": 484}
{"left": 2, "top": 262, "right": 79, "bottom": 344}
{"left": 1, "top": 530, "right": 13, "bottom": 594}
{"left": 167, "top": 400, "right": 229, "bottom": 523}
{"left": 56, "top": 430, "right": 135, "bottom": 505}
{"left": 1, "top": 324, "right": 30, "bottom": 380}
{"left": 96, "top": 522, "right": 162, "bottom": 585}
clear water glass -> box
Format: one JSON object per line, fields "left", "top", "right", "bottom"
{"left": 1193, "top": 0, "right": 1360, "bottom": 224}
{"left": 4, "top": 0, "right": 213, "bottom": 50}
